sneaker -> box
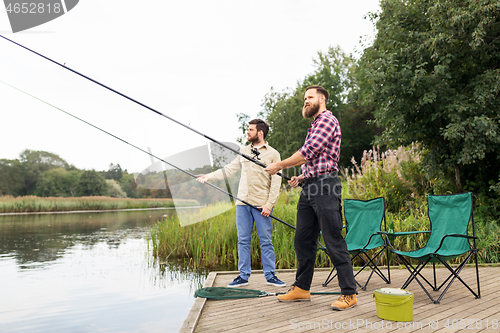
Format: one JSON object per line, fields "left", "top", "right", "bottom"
{"left": 227, "top": 276, "right": 248, "bottom": 288}
{"left": 267, "top": 274, "right": 286, "bottom": 287}
{"left": 277, "top": 285, "right": 310, "bottom": 302}
{"left": 331, "top": 294, "right": 357, "bottom": 310}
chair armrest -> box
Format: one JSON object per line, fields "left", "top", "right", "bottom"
{"left": 377, "top": 230, "right": 430, "bottom": 252}
{"left": 434, "top": 233, "right": 478, "bottom": 253}
{"left": 377, "top": 231, "right": 431, "bottom": 237}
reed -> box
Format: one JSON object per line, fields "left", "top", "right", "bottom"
{"left": 152, "top": 189, "right": 346, "bottom": 270}
{"left": 150, "top": 144, "right": 500, "bottom": 269}
{"left": 342, "top": 144, "right": 500, "bottom": 266}
{"left": 0, "top": 195, "right": 197, "bottom": 213}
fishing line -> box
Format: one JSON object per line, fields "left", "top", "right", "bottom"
{"left": 0, "top": 35, "right": 291, "bottom": 181}
{"left": 0, "top": 78, "right": 296, "bottom": 230}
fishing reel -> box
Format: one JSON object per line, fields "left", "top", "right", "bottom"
{"left": 250, "top": 147, "right": 261, "bottom": 160}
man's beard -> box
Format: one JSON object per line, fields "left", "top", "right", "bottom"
{"left": 247, "top": 133, "right": 259, "bottom": 143}
{"left": 302, "top": 102, "right": 320, "bottom": 119}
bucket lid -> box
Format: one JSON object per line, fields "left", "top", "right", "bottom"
{"left": 375, "top": 288, "right": 412, "bottom": 296}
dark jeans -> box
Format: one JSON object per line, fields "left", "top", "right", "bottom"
{"left": 293, "top": 174, "right": 356, "bottom": 295}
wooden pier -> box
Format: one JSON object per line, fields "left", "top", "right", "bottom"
{"left": 181, "top": 266, "right": 499, "bottom": 332}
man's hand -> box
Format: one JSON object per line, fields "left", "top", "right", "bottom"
{"left": 288, "top": 175, "right": 304, "bottom": 188}
{"left": 264, "top": 163, "right": 283, "bottom": 175}
{"left": 258, "top": 206, "right": 271, "bottom": 217}
{"left": 265, "top": 152, "right": 307, "bottom": 175}
{"left": 196, "top": 175, "right": 208, "bottom": 183}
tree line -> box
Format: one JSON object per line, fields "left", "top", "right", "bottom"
{"left": 0, "top": 149, "right": 238, "bottom": 204}
{"left": 0, "top": 149, "right": 165, "bottom": 198}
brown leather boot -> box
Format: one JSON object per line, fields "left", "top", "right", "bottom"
{"left": 277, "top": 285, "right": 311, "bottom": 302}
{"left": 331, "top": 294, "right": 357, "bottom": 310}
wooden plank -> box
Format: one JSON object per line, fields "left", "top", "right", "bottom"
{"left": 188, "top": 266, "right": 497, "bottom": 333}
{"left": 179, "top": 271, "right": 218, "bottom": 333}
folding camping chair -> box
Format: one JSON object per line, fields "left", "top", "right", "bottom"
{"left": 382, "top": 192, "right": 481, "bottom": 304}
{"left": 323, "top": 197, "right": 391, "bottom": 290}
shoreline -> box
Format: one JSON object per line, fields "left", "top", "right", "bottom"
{"left": 0, "top": 206, "right": 204, "bottom": 216}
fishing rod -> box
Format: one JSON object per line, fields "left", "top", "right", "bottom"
{"left": 0, "top": 78, "right": 296, "bottom": 231}
{"left": 0, "top": 35, "right": 291, "bottom": 181}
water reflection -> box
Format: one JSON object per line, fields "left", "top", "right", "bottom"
{"left": 0, "top": 210, "right": 208, "bottom": 332}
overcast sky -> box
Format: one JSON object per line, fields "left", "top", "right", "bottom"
{"left": 0, "top": 0, "right": 380, "bottom": 173}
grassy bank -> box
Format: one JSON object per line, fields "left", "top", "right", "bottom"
{"left": 0, "top": 195, "right": 198, "bottom": 213}
{"left": 150, "top": 187, "right": 500, "bottom": 270}
{"left": 150, "top": 190, "right": 324, "bottom": 269}
{"left": 150, "top": 145, "right": 500, "bottom": 270}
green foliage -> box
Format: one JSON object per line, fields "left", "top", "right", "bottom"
{"left": 360, "top": 0, "right": 500, "bottom": 195}
{"left": 106, "top": 179, "right": 127, "bottom": 198}
{"left": 119, "top": 173, "right": 141, "bottom": 198}
{"left": 235, "top": 112, "right": 250, "bottom": 145}
{"left": 34, "top": 173, "right": 56, "bottom": 197}
{"left": 76, "top": 170, "right": 108, "bottom": 196}
{"left": 342, "top": 144, "right": 500, "bottom": 265}
{"left": 103, "top": 163, "right": 124, "bottom": 181}
{"left": 256, "top": 45, "right": 380, "bottom": 171}
{"left": 19, "top": 149, "right": 72, "bottom": 195}
{"left": 344, "top": 144, "right": 432, "bottom": 212}
{"left": 0, "top": 159, "right": 25, "bottom": 196}
{"left": 34, "top": 167, "right": 81, "bottom": 197}
{"left": 260, "top": 85, "right": 311, "bottom": 178}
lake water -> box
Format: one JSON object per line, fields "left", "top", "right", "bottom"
{"left": 0, "top": 209, "right": 209, "bottom": 333}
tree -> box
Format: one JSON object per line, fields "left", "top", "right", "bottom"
{"left": 0, "top": 159, "right": 25, "bottom": 196}
{"left": 18, "top": 149, "right": 71, "bottom": 195}
{"left": 76, "top": 170, "right": 108, "bottom": 196}
{"left": 360, "top": 0, "right": 500, "bottom": 194}
{"left": 34, "top": 168, "right": 81, "bottom": 197}
{"left": 34, "top": 173, "right": 57, "bottom": 197}
{"left": 120, "top": 173, "right": 141, "bottom": 198}
{"left": 258, "top": 46, "right": 380, "bottom": 171}
{"left": 104, "top": 163, "right": 124, "bottom": 181}
{"left": 106, "top": 179, "right": 127, "bottom": 198}
{"left": 235, "top": 113, "right": 250, "bottom": 145}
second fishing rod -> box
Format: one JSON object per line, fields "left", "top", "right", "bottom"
{"left": 0, "top": 35, "right": 292, "bottom": 182}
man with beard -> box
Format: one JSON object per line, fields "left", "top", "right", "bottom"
{"left": 196, "top": 119, "right": 285, "bottom": 288}
{"left": 265, "top": 85, "right": 357, "bottom": 310}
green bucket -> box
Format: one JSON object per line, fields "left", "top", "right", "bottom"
{"left": 373, "top": 288, "right": 414, "bottom": 322}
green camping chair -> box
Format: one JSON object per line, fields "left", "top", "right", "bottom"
{"left": 382, "top": 192, "right": 481, "bottom": 304}
{"left": 323, "top": 197, "right": 391, "bottom": 290}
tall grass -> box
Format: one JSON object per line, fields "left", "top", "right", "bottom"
{"left": 150, "top": 189, "right": 334, "bottom": 270}
{"left": 0, "top": 195, "right": 197, "bottom": 213}
{"left": 150, "top": 145, "right": 500, "bottom": 269}
{"left": 343, "top": 145, "right": 500, "bottom": 266}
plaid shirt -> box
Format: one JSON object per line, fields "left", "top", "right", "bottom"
{"left": 298, "top": 110, "right": 341, "bottom": 178}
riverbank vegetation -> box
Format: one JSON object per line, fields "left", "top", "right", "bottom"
{"left": 0, "top": 195, "right": 197, "bottom": 213}
{"left": 0, "top": 150, "right": 177, "bottom": 199}
{"left": 151, "top": 143, "right": 500, "bottom": 269}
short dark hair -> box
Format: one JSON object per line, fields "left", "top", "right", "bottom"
{"left": 305, "top": 85, "right": 329, "bottom": 101}
{"left": 249, "top": 119, "right": 269, "bottom": 139}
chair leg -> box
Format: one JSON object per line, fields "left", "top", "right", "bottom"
{"left": 433, "top": 262, "right": 438, "bottom": 291}
{"left": 400, "top": 257, "right": 434, "bottom": 290}
{"left": 358, "top": 249, "right": 388, "bottom": 290}
{"left": 474, "top": 250, "right": 481, "bottom": 299}
{"left": 323, "top": 267, "right": 337, "bottom": 287}
{"left": 435, "top": 253, "right": 480, "bottom": 303}
{"left": 397, "top": 255, "right": 439, "bottom": 303}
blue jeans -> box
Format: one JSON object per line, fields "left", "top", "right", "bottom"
{"left": 236, "top": 205, "right": 276, "bottom": 281}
